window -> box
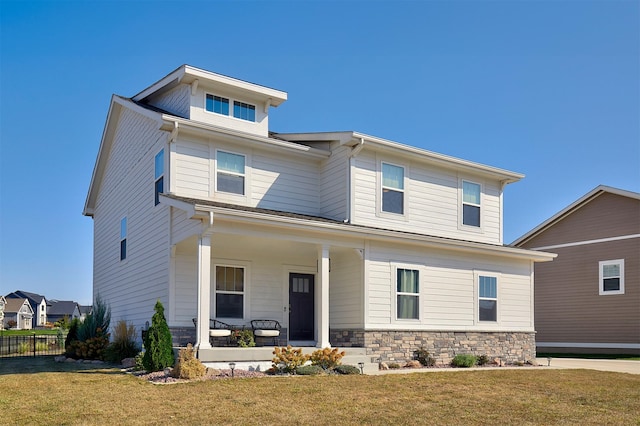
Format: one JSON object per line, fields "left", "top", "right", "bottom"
{"left": 599, "top": 259, "right": 624, "bottom": 295}
{"left": 397, "top": 268, "right": 419, "bottom": 320}
{"left": 382, "top": 163, "right": 404, "bottom": 214}
{"left": 478, "top": 276, "right": 497, "bottom": 321}
{"left": 462, "top": 181, "right": 481, "bottom": 227}
{"left": 233, "top": 101, "right": 256, "bottom": 122}
{"left": 217, "top": 151, "right": 245, "bottom": 195}
{"left": 215, "top": 266, "right": 244, "bottom": 318}
{"left": 120, "top": 217, "right": 127, "bottom": 261}
{"left": 154, "top": 149, "right": 164, "bottom": 206}
{"left": 206, "top": 94, "right": 229, "bottom": 115}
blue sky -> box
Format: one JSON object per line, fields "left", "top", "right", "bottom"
{"left": 1, "top": 1, "right": 638, "bottom": 305}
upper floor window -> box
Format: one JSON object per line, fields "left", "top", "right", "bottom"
{"left": 215, "top": 265, "right": 245, "bottom": 318}
{"left": 397, "top": 268, "right": 419, "bottom": 320}
{"left": 462, "top": 181, "right": 481, "bottom": 227}
{"left": 382, "top": 163, "right": 404, "bottom": 215}
{"left": 205, "top": 93, "right": 256, "bottom": 122}
{"left": 216, "top": 150, "right": 245, "bottom": 195}
{"left": 478, "top": 275, "right": 497, "bottom": 321}
{"left": 233, "top": 101, "right": 256, "bottom": 122}
{"left": 154, "top": 149, "right": 164, "bottom": 206}
{"left": 206, "top": 94, "right": 230, "bottom": 115}
{"left": 599, "top": 259, "right": 624, "bottom": 295}
{"left": 120, "top": 217, "right": 127, "bottom": 261}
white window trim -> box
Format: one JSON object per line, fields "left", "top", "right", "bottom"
{"left": 154, "top": 149, "right": 165, "bottom": 206}
{"left": 474, "top": 271, "right": 500, "bottom": 324}
{"left": 599, "top": 259, "right": 625, "bottom": 295}
{"left": 204, "top": 91, "right": 257, "bottom": 123}
{"left": 391, "top": 263, "right": 423, "bottom": 323}
{"left": 119, "top": 216, "right": 128, "bottom": 263}
{"left": 215, "top": 149, "right": 248, "bottom": 198}
{"left": 212, "top": 261, "right": 251, "bottom": 321}
{"left": 459, "top": 178, "right": 483, "bottom": 232}
{"left": 378, "top": 161, "right": 408, "bottom": 219}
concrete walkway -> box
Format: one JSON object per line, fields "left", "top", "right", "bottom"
{"left": 536, "top": 357, "right": 640, "bottom": 375}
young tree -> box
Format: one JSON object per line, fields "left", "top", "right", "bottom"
{"left": 142, "top": 300, "right": 174, "bottom": 372}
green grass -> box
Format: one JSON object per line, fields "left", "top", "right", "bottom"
{"left": 1, "top": 329, "right": 61, "bottom": 336}
{"left": 538, "top": 352, "right": 640, "bottom": 361}
{"left": 1, "top": 357, "right": 639, "bottom": 425}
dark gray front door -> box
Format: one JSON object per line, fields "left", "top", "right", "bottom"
{"left": 289, "top": 273, "right": 314, "bottom": 341}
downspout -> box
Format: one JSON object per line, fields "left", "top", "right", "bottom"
{"left": 345, "top": 138, "right": 365, "bottom": 224}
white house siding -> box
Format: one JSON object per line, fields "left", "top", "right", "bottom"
{"left": 319, "top": 144, "right": 349, "bottom": 220}
{"left": 170, "top": 208, "right": 202, "bottom": 245}
{"left": 329, "top": 248, "right": 363, "bottom": 328}
{"left": 147, "top": 84, "right": 191, "bottom": 118}
{"left": 92, "top": 107, "right": 171, "bottom": 336}
{"left": 364, "top": 242, "right": 534, "bottom": 332}
{"left": 173, "top": 137, "right": 210, "bottom": 199}
{"left": 352, "top": 149, "right": 503, "bottom": 245}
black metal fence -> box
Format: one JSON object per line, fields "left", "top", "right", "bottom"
{"left": 0, "top": 333, "right": 66, "bottom": 358}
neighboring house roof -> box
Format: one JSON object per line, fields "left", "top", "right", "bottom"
{"left": 4, "top": 298, "right": 34, "bottom": 315}
{"left": 6, "top": 290, "right": 46, "bottom": 305}
{"left": 512, "top": 185, "right": 640, "bottom": 246}
{"left": 47, "top": 300, "right": 80, "bottom": 317}
{"left": 162, "top": 194, "right": 556, "bottom": 263}
{"left": 78, "top": 305, "right": 93, "bottom": 316}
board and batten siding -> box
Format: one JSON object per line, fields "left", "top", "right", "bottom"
{"left": 92, "top": 107, "right": 170, "bottom": 335}
{"left": 364, "top": 242, "right": 534, "bottom": 331}
{"left": 147, "top": 83, "right": 191, "bottom": 118}
{"left": 329, "top": 248, "right": 364, "bottom": 328}
{"left": 352, "top": 149, "right": 503, "bottom": 245}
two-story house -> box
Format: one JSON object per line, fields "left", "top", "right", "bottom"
{"left": 3, "top": 298, "right": 33, "bottom": 330}
{"left": 84, "top": 65, "right": 555, "bottom": 364}
{"left": 6, "top": 291, "right": 47, "bottom": 327}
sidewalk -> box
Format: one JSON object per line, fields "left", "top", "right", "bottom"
{"left": 536, "top": 357, "right": 640, "bottom": 375}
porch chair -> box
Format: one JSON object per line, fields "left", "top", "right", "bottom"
{"left": 250, "top": 319, "right": 281, "bottom": 346}
{"left": 192, "top": 318, "right": 232, "bottom": 346}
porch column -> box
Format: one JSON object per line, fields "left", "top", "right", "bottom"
{"left": 316, "top": 244, "right": 331, "bottom": 348}
{"left": 196, "top": 218, "right": 214, "bottom": 350}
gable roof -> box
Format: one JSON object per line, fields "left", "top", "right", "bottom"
{"left": 4, "top": 298, "right": 34, "bottom": 314}
{"left": 6, "top": 290, "right": 46, "bottom": 305}
{"left": 47, "top": 300, "right": 80, "bottom": 316}
{"left": 512, "top": 185, "right": 640, "bottom": 246}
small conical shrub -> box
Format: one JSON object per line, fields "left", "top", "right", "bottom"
{"left": 142, "top": 300, "right": 174, "bottom": 372}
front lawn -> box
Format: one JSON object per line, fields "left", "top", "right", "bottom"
{"left": 1, "top": 358, "right": 638, "bottom": 425}
{"left": 1, "top": 329, "right": 61, "bottom": 336}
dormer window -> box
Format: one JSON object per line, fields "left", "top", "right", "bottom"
{"left": 205, "top": 93, "right": 256, "bottom": 122}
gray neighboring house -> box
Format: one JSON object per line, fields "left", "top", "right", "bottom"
{"left": 78, "top": 305, "right": 93, "bottom": 321}
{"left": 47, "top": 300, "right": 81, "bottom": 324}
{"left": 0, "top": 296, "right": 6, "bottom": 329}
{"left": 4, "top": 298, "right": 34, "bottom": 329}
{"left": 6, "top": 291, "right": 48, "bottom": 327}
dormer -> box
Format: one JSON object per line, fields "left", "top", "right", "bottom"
{"left": 132, "top": 65, "right": 287, "bottom": 138}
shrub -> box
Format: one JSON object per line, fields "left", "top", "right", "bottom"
{"left": 17, "top": 342, "right": 29, "bottom": 354}
{"left": 334, "top": 364, "right": 361, "bottom": 375}
{"left": 6, "top": 320, "right": 17, "bottom": 329}
{"left": 451, "top": 354, "right": 477, "bottom": 368}
{"left": 232, "top": 329, "right": 255, "bottom": 347}
{"left": 296, "top": 365, "right": 324, "bottom": 375}
{"left": 77, "top": 295, "right": 111, "bottom": 342}
{"left": 142, "top": 300, "right": 175, "bottom": 372}
{"left": 414, "top": 347, "right": 436, "bottom": 367}
{"left": 64, "top": 317, "right": 81, "bottom": 353}
{"left": 388, "top": 362, "right": 401, "bottom": 369}
{"left": 272, "top": 346, "right": 309, "bottom": 374}
{"left": 309, "top": 347, "right": 346, "bottom": 370}
{"left": 54, "top": 315, "right": 71, "bottom": 330}
{"left": 476, "top": 354, "right": 490, "bottom": 366}
{"left": 172, "top": 344, "right": 206, "bottom": 379}
{"left": 104, "top": 320, "right": 140, "bottom": 363}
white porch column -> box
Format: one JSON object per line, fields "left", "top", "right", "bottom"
{"left": 196, "top": 215, "right": 214, "bottom": 350}
{"left": 316, "top": 244, "right": 331, "bottom": 348}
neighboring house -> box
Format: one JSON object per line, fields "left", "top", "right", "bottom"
{"left": 6, "top": 290, "right": 47, "bottom": 327}
{"left": 83, "top": 65, "right": 555, "bottom": 364}
{"left": 514, "top": 186, "right": 640, "bottom": 355}
{"left": 47, "top": 300, "right": 81, "bottom": 324}
{"left": 78, "top": 305, "right": 93, "bottom": 321}
{"left": 4, "top": 298, "right": 34, "bottom": 330}
{"left": 0, "top": 296, "right": 6, "bottom": 329}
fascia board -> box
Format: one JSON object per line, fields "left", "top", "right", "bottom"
{"left": 274, "top": 131, "right": 355, "bottom": 145}
{"left": 352, "top": 132, "right": 524, "bottom": 184}
{"left": 164, "top": 117, "right": 330, "bottom": 159}
{"left": 189, "top": 204, "right": 556, "bottom": 262}
{"left": 132, "top": 65, "right": 186, "bottom": 102}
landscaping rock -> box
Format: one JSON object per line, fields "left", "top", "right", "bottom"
{"left": 65, "top": 358, "right": 76, "bottom": 363}
{"left": 121, "top": 358, "right": 136, "bottom": 368}
{"left": 526, "top": 359, "right": 538, "bottom": 366}
{"left": 54, "top": 356, "right": 66, "bottom": 363}
{"left": 379, "top": 362, "right": 389, "bottom": 370}
{"left": 404, "top": 360, "right": 422, "bottom": 369}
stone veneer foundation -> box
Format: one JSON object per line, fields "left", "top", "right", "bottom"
{"left": 330, "top": 329, "right": 536, "bottom": 365}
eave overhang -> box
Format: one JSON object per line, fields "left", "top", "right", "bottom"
{"left": 161, "top": 195, "right": 556, "bottom": 263}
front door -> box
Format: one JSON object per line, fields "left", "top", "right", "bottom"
{"left": 289, "top": 273, "right": 314, "bottom": 341}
